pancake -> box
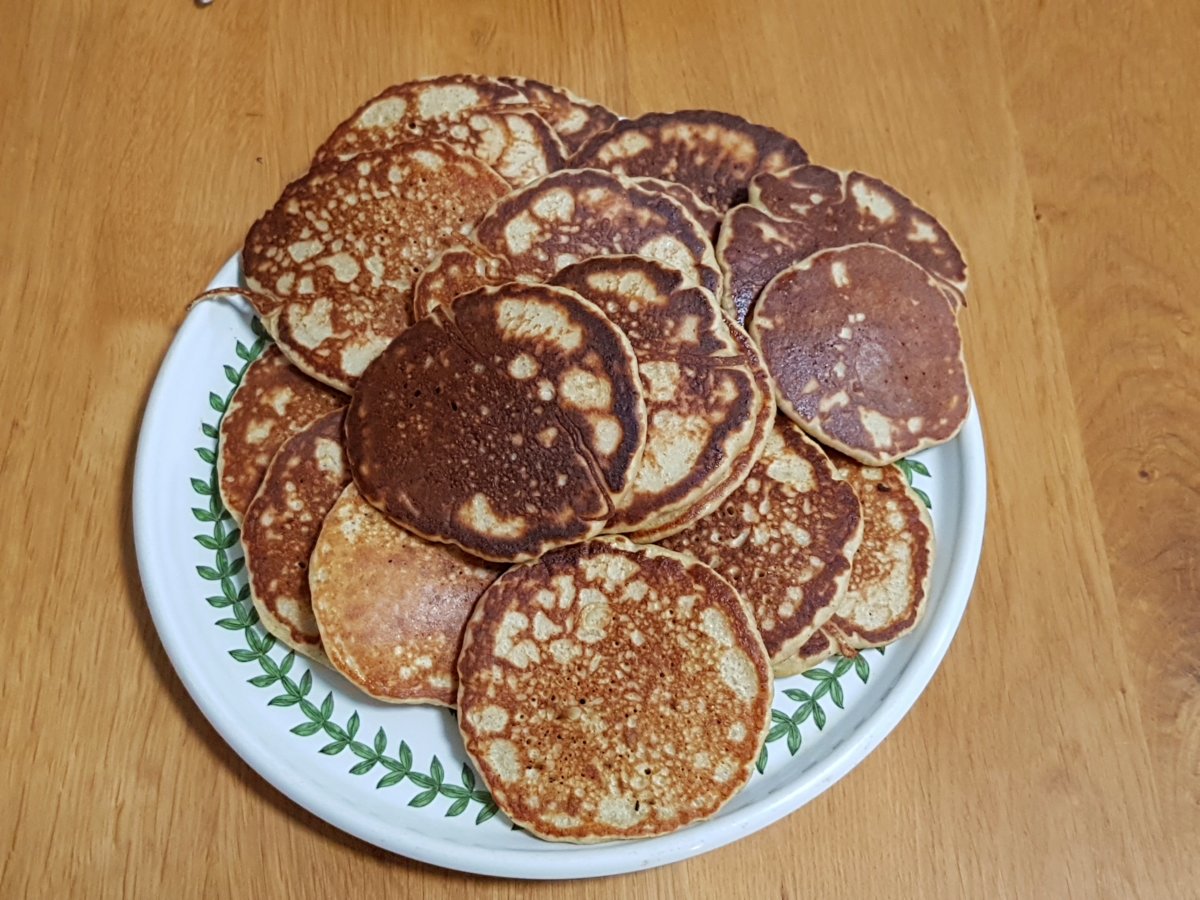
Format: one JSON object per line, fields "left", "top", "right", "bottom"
{"left": 660, "top": 420, "right": 863, "bottom": 664}
{"left": 749, "top": 244, "right": 971, "bottom": 466}
{"left": 241, "top": 410, "right": 350, "bottom": 660}
{"left": 346, "top": 282, "right": 647, "bottom": 562}
{"left": 570, "top": 110, "right": 809, "bottom": 213}
{"left": 470, "top": 168, "right": 722, "bottom": 296}
{"left": 629, "top": 314, "right": 775, "bottom": 542}
{"left": 547, "top": 256, "right": 766, "bottom": 534}
{"left": 632, "top": 177, "right": 722, "bottom": 240}
{"left": 718, "top": 164, "right": 968, "bottom": 322}
{"left": 772, "top": 629, "right": 836, "bottom": 677}
{"left": 825, "top": 455, "right": 934, "bottom": 648}
{"left": 313, "top": 75, "right": 566, "bottom": 186}
{"left": 309, "top": 484, "right": 502, "bottom": 705}
{"left": 410, "top": 244, "right": 518, "bottom": 320}
{"left": 217, "top": 344, "right": 345, "bottom": 524}
{"left": 751, "top": 165, "right": 968, "bottom": 293}
{"left": 456, "top": 537, "right": 772, "bottom": 843}
{"left": 242, "top": 141, "right": 510, "bottom": 391}
{"left": 497, "top": 76, "right": 620, "bottom": 154}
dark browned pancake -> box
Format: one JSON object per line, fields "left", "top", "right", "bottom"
{"left": 772, "top": 629, "right": 836, "bottom": 677}
{"left": 632, "top": 177, "right": 722, "bottom": 240}
{"left": 470, "top": 168, "right": 722, "bottom": 296}
{"left": 456, "top": 537, "right": 772, "bottom": 843}
{"left": 660, "top": 421, "right": 863, "bottom": 663}
{"left": 309, "top": 484, "right": 502, "bottom": 705}
{"left": 750, "top": 244, "right": 970, "bottom": 466}
{"left": 825, "top": 455, "right": 934, "bottom": 648}
{"left": 217, "top": 345, "right": 345, "bottom": 524}
{"left": 242, "top": 141, "right": 509, "bottom": 391}
{"left": 548, "top": 256, "right": 765, "bottom": 533}
{"left": 497, "top": 76, "right": 620, "bottom": 154}
{"left": 570, "top": 110, "right": 809, "bottom": 213}
{"left": 410, "top": 244, "right": 518, "bottom": 320}
{"left": 629, "top": 313, "right": 775, "bottom": 542}
{"left": 241, "top": 410, "right": 350, "bottom": 660}
{"left": 718, "top": 164, "right": 968, "bottom": 321}
{"left": 346, "top": 283, "right": 647, "bottom": 562}
{"left": 312, "top": 75, "right": 566, "bottom": 186}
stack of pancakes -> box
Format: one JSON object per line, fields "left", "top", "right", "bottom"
{"left": 217, "top": 75, "right": 970, "bottom": 843}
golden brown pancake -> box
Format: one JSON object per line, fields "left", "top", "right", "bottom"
{"left": 496, "top": 76, "right": 620, "bottom": 154}
{"left": 749, "top": 244, "right": 970, "bottom": 466}
{"left": 570, "top": 110, "right": 809, "bottom": 213}
{"left": 471, "top": 168, "right": 722, "bottom": 296}
{"left": 217, "top": 345, "right": 344, "bottom": 524}
{"left": 242, "top": 141, "right": 509, "bottom": 391}
{"left": 410, "top": 244, "right": 519, "bottom": 320}
{"left": 241, "top": 410, "right": 350, "bottom": 660}
{"left": 629, "top": 313, "right": 775, "bottom": 542}
{"left": 631, "top": 177, "right": 722, "bottom": 240}
{"left": 718, "top": 164, "right": 968, "bottom": 322}
{"left": 346, "top": 282, "right": 647, "bottom": 562}
{"left": 547, "top": 256, "right": 766, "bottom": 534}
{"left": 313, "top": 75, "right": 566, "bottom": 186}
{"left": 825, "top": 454, "right": 934, "bottom": 648}
{"left": 660, "top": 421, "right": 863, "bottom": 663}
{"left": 456, "top": 537, "right": 772, "bottom": 842}
{"left": 772, "top": 629, "right": 836, "bottom": 677}
{"left": 309, "top": 484, "right": 502, "bottom": 705}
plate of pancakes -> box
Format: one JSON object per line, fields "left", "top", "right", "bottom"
{"left": 134, "top": 74, "right": 987, "bottom": 879}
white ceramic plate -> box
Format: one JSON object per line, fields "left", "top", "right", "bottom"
{"left": 134, "top": 255, "right": 986, "bottom": 879}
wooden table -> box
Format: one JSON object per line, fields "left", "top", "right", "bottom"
{"left": 2, "top": 1, "right": 1196, "bottom": 895}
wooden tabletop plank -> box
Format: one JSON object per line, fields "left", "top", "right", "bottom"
{"left": 1, "top": 0, "right": 1194, "bottom": 896}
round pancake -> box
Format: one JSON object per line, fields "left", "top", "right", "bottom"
{"left": 346, "top": 283, "right": 647, "bottom": 562}
{"left": 497, "top": 76, "right": 620, "bottom": 154}
{"left": 660, "top": 421, "right": 863, "bottom": 663}
{"left": 750, "top": 244, "right": 971, "bottom": 466}
{"left": 410, "top": 244, "right": 518, "bottom": 320}
{"left": 309, "top": 484, "right": 502, "bottom": 705}
{"left": 217, "top": 345, "right": 345, "bottom": 524}
{"left": 629, "top": 313, "right": 775, "bottom": 542}
{"left": 570, "top": 110, "right": 809, "bottom": 213}
{"left": 547, "top": 256, "right": 765, "bottom": 533}
{"left": 751, "top": 164, "right": 968, "bottom": 292}
{"left": 242, "top": 141, "right": 510, "bottom": 391}
{"left": 825, "top": 454, "right": 934, "bottom": 648}
{"left": 772, "top": 629, "right": 837, "bottom": 677}
{"left": 456, "top": 537, "right": 772, "bottom": 843}
{"left": 241, "top": 410, "right": 350, "bottom": 660}
{"left": 313, "top": 75, "right": 566, "bottom": 186}
{"left": 718, "top": 164, "right": 967, "bottom": 322}
{"left": 632, "top": 177, "right": 722, "bottom": 240}
{"left": 470, "top": 168, "right": 722, "bottom": 296}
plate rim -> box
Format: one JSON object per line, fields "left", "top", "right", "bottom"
{"left": 134, "top": 255, "right": 987, "bottom": 880}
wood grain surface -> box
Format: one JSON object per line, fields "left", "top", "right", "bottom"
{"left": 1, "top": 0, "right": 1196, "bottom": 896}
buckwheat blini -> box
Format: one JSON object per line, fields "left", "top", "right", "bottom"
{"left": 217, "top": 345, "right": 344, "bottom": 524}
{"left": 309, "top": 484, "right": 502, "bottom": 705}
{"left": 242, "top": 141, "right": 509, "bottom": 391}
{"left": 240, "top": 410, "right": 351, "bottom": 661}
{"left": 825, "top": 453, "right": 935, "bottom": 650}
{"left": 571, "top": 109, "right": 809, "bottom": 212}
{"left": 346, "top": 283, "right": 647, "bottom": 562}
{"left": 718, "top": 164, "right": 968, "bottom": 322}
{"left": 749, "top": 244, "right": 970, "bottom": 466}
{"left": 313, "top": 74, "right": 567, "bottom": 186}
{"left": 661, "top": 421, "right": 863, "bottom": 665}
{"left": 456, "top": 537, "right": 773, "bottom": 842}
{"left": 548, "top": 256, "right": 767, "bottom": 535}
